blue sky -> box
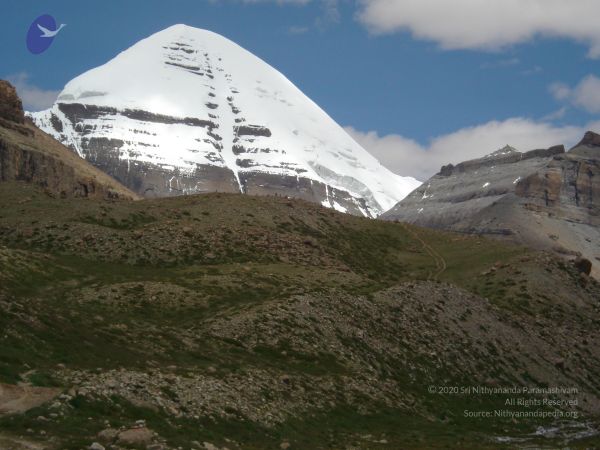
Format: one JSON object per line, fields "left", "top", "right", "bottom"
{"left": 2, "top": 0, "right": 600, "bottom": 179}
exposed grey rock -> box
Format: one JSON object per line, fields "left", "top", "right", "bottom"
{"left": 382, "top": 136, "right": 600, "bottom": 278}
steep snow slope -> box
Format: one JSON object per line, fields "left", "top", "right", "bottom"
{"left": 30, "top": 24, "right": 420, "bottom": 216}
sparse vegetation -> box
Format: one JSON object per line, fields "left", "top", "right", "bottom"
{"left": 0, "top": 181, "right": 599, "bottom": 449}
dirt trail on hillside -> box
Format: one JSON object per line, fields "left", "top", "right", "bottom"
{"left": 400, "top": 223, "right": 447, "bottom": 279}
{"left": 0, "top": 434, "right": 47, "bottom": 450}
{"left": 0, "top": 383, "right": 61, "bottom": 416}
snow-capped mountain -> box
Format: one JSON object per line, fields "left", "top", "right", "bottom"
{"left": 30, "top": 24, "right": 420, "bottom": 216}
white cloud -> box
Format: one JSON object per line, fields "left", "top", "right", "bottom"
{"left": 346, "top": 118, "right": 588, "bottom": 181}
{"left": 6, "top": 73, "right": 59, "bottom": 112}
{"left": 550, "top": 75, "right": 600, "bottom": 113}
{"left": 541, "top": 106, "right": 568, "bottom": 121}
{"left": 549, "top": 82, "right": 572, "bottom": 101}
{"left": 357, "top": 0, "right": 600, "bottom": 58}
{"left": 572, "top": 75, "right": 600, "bottom": 112}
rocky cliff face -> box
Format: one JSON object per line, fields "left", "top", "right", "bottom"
{"left": 0, "top": 80, "right": 138, "bottom": 200}
{"left": 0, "top": 81, "right": 25, "bottom": 125}
{"left": 29, "top": 25, "right": 420, "bottom": 216}
{"left": 382, "top": 135, "right": 600, "bottom": 277}
{"left": 516, "top": 139, "right": 599, "bottom": 222}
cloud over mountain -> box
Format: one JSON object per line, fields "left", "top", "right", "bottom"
{"left": 347, "top": 118, "right": 593, "bottom": 181}
{"left": 550, "top": 75, "right": 600, "bottom": 113}
{"left": 357, "top": 0, "right": 600, "bottom": 57}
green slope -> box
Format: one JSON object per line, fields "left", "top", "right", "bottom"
{"left": 0, "top": 181, "right": 599, "bottom": 450}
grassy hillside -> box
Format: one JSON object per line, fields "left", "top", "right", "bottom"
{"left": 1, "top": 181, "right": 599, "bottom": 449}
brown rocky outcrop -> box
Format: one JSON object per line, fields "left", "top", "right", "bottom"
{"left": 574, "top": 257, "right": 592, "bottom": 276}
{"left": 515, "top": 167, "right": 563, "bottom": 207}
{"left": 0, "top": 80, "right": 138, "bottom": 200}
{"left": 0, "top": 142, "right": 122, "bottom": 199}
{"left": 515, "top": 134, "right": 600, "bottom": 219}
{"left": 0, "top": 383, "right": 61, "bottom": 415}
{"left": 575, "top": 130, "right": 600, "bottom": 148}
{"left": 116, "top": 427, "right": 154, "bottom": 446}
{"left": 0, "top": 81, "right": 24, "bottom": 124}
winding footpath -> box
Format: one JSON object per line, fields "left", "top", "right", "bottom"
{"left": 400, "top": 222, "right": 447, "bottom": 280}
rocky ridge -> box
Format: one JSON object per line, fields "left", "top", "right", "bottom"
{"left": 383, "top": 135, "right": 600, "bottom": 278}
{"left": 0, "top": 81, "right": 25, "bottom": 125}
{"left": 0, "top": 80, "right": 138, "bottom": 201}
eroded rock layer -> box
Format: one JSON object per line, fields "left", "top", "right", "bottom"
{"left": 383, "top": 136, "right": 600, "bottom": 277}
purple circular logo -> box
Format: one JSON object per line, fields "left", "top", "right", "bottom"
{"left": 26, "top": 14, "right": 66, "bottom": 54}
